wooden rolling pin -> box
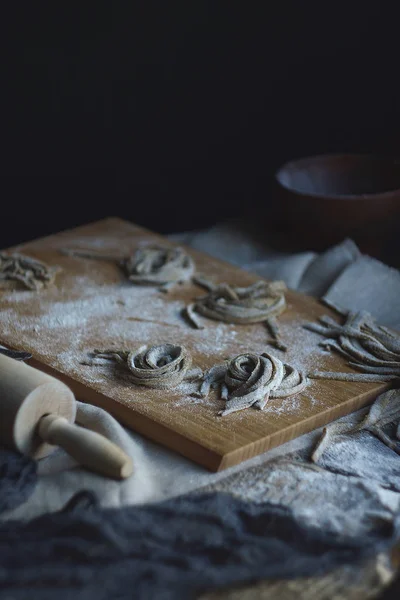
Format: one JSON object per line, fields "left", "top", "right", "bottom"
{"left": 0, "top": 353, "right": 133, "bottom": 479}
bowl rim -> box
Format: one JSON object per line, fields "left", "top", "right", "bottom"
{"left": 275, "top": 153, "right": 400, "bottom": 200}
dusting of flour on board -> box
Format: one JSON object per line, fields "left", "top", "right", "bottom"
{"left": 0, "top": 246, "right": 327, "bottom": 421}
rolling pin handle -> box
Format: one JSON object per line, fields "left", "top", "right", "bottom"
{"left": 38, "top": 414, "right": 133, "bottom": 480}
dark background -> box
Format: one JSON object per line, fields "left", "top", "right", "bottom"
{"left": 1, "top": 2, "right": 398, "bottom": 247}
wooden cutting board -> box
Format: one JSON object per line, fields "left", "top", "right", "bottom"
{"left": 0, "top": 218, "right": 391, "bottom": 471}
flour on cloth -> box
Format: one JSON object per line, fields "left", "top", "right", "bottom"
{"left": 199, "top": 458, "right": 400, "bottom": 538}
{"left": 311, "top": 389, "right": 400, "bottom": 490}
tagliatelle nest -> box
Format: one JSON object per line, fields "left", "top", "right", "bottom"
{"left": 185, "top": 277, "right": 288, "bottom": 350}
{"left": 61, "top": 244, "right": 195, "bottom": 291}
{"left": 0, "top": 252, "right": 59, "bottom": 291}
{"left": 122, "top": 245, "right": 195, "bottom": 289}
{"left": 83, "top": 343, "right": 203, "bottom": 390}
{"left": 196, "top": 351, "right": 308, "bottom": 416}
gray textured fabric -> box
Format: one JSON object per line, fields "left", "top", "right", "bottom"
{"left": 0, "top": 490, "right": 399, "bottom": 600}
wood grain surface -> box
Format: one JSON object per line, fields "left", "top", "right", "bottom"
{"left": 0, "top": 218, "right": 392, "bottom": 471}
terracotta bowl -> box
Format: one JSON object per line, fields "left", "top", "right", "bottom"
{"left": 274, "top": 154, "right": 400, "bottom": 254}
